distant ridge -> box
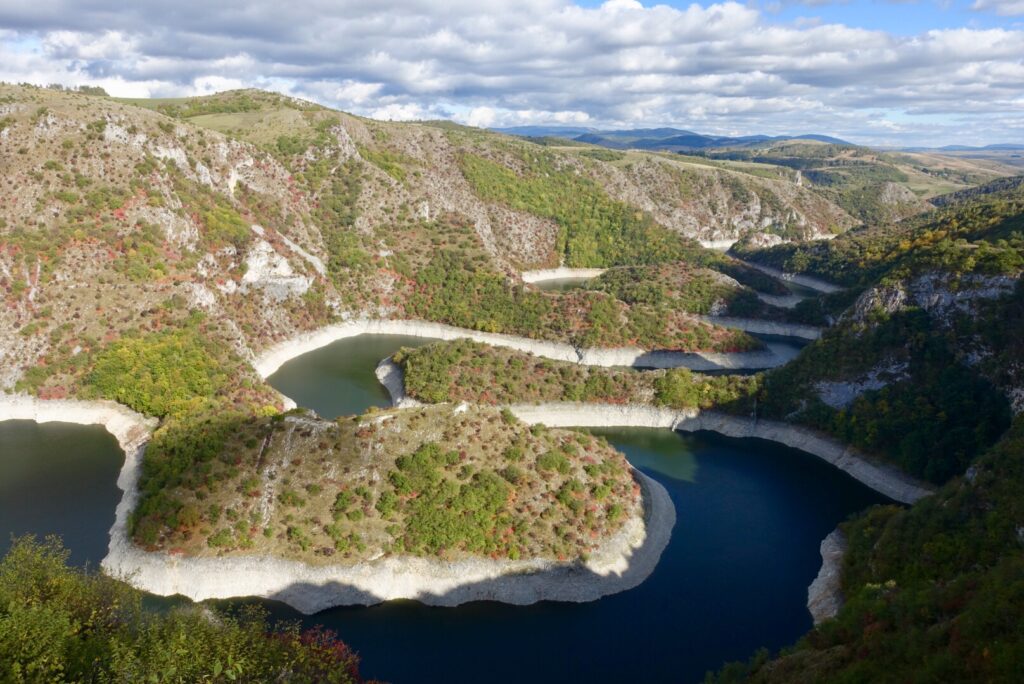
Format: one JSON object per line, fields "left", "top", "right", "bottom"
{"left": 929, "top": 174, "right": 1024, "bottom": 207}
{"left": 492, "top": 126, "right": 852, "bottom": 150}
{"left": 492, "top": 125, "right": 598, "bottom": 138}
{"left": 901, "top": 143, "right": 1024, "bottom": 153}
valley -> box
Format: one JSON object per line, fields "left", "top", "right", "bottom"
{"left": 2, "top": 83, "right": 1022, "bottom": 683}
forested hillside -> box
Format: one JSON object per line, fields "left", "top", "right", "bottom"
{"left": 705, "top": 176, "right": 1024, "bottom": 683}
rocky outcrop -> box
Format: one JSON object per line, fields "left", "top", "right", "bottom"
{"left": 254, "top": 318, "right": 791, "bottom": 379}
{"left": 807, "top": 528, "right": 848, "bottom": 624}
{"left": 374, "top": 359, "right": 422, "bottom": 409}
{"left": 846, "top": 273, "right": 1018, "bottom": 326}
{"left": 815, "top": 359, "right": 908, "bottom": 409}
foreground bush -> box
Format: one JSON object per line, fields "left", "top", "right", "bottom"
{"left": 0, "top": 537, "right": 373, "bottom": 683}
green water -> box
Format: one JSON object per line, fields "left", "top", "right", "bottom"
{"left": 531, "top": 277, "right": 594, "bottom": 292}
{"left": 266, "top": 334, "right": 432, "bottom": 418}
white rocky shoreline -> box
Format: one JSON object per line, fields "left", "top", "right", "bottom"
{"left": 375, "top": 364, "right": 934, "bottom": 624}
{"left": 509, "top": 404, "right": 933, "bottom": 505}
{"left": 0, "top": 392, "right": 675, "bottom": 614}
{"left": 254, "top": 318, "right": 794, "bottom": 379}
{"left": 521, "top": 267, "right": 607, "bottom": 283}
{"left": 699, "top": 315, "right": 821, "bottom": 341}
{"left": 738, "top": 260, "right": 843, "bottom": 294}
{"left": 2, "top": 324, "right": 931, "bottom": 618}
{"left": 372, "top": 364, "right": 933, "bottom": 505}
{"left": 103, "top": 462, "right": 676, "bottom": 615}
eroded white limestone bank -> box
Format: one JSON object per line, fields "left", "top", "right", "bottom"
{"left": 699, "top": 239, "right": 738, "bottom": 251}
{"left": 505, "top": 404, "right": 933, "bottom": 505}
{"left": 738, "top": 261, "right": 843, "bottom": 294}
{"left": 521, "top": 267, "right": 607, "bottom": 283}
{"left": 754, "top": 292, "right": 805, "bottom": 309}
{"left": 254, "top": 319, "right": 790, "bottom": 379}
{"left": 699, "top": 316, "right": 821, "bottom": 341}
{"left": 0, "top": 394, "right": 156, "bottom": 460}
{"left": 372, "top": 363, "right": 933, "bottom": 506}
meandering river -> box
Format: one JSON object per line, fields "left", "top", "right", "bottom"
{"left": 1, "top": 332, "right": 883, "bottom": 683}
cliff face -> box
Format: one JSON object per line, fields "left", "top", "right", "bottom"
{"left": 840, "top": 272, "right": 1024, "bottom": 414}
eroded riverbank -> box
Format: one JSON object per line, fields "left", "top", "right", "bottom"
{"left": 254, "top": 318, "right": 794, "bottom": 378}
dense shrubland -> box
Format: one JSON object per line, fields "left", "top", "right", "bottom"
{"left": 388, "top": 216, "right": 758, "bottom": 351}
{"left": 0, "top": 537, "right": 371, "bottom": 683}
{"left": 733, "top": 184, "right": 1024, "bottom": 289}
{"left": 16, "top": 313, "right": 278, "bottom": 418}
{"left": 459, "top": 148, "right": 688, "bottom": 267}
{"left": 129, "top": 404, "right": 640, "bottom": 565}
{"left": 759, "top": 308, "right": 1011, "bottom": 484}
{"left": 395, "top": 339, "right": 759, "bottom": 413}
{"left": 708, "top": 416, "right": 1024, "bottom": 683}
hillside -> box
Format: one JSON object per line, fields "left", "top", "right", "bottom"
{"left": 4, "top": 84, "right": 796, "bottom": 401}
{"left": 496, "top": 126, "right": 1017, "bottom": 229}
{"left": 387, "top": 185, "right": 1024, "bottom": 681}
{"left": 704, "top": 185, "right": 1024, "bottom": 681}
{"left": 705, "top": 141, "right": 1015, "bottom": 225}
{"left": 132, "top": 403, "right": 639, "bottom": 564}
{"left": 3, "top": 83, "right": 1023, "bottom": 682}
{"left": 4, "top": 84, "right": 904, "bottom": 400}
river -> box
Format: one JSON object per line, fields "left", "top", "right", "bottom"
{"left": 1, "top": 332, "right": 883, "bottom": 683}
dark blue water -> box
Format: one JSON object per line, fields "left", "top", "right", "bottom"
{"left": 2, "top": 332, "right": 885, "bottom": 683}
{"left": 241, "top": 428, "right": 882, "bottom": 684}
{"left": 0, "top": 420, "right": 123, "bottom": 568}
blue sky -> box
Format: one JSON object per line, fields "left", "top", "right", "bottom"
{"left": 576, "top": 0, "right": 1023, "bottom": 33}
{"left": 0, "top": 0, "right": 1021, "bottom": 146}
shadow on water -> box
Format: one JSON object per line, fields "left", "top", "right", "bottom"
{"left": 223, "top": 429, "right": 884, "bottom": 684}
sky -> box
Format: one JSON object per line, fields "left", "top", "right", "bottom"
{"left": 0, "top": 0, "right": 1022, "bottom": 146}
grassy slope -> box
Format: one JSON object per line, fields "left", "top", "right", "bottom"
{"left": 131, "top": 404, "right": 640, "bottom": 564}
{"left": 702, "top": 188, "right": 1024, "bottom": 681}
{"left": 396, "top": 338, "right": 758, "bottom": 412}
{"left": 707, "top": 141, "right": 1015, "bottom": 225}
{"left": 732, "top": 179, "right": 1024, "bottom": 290}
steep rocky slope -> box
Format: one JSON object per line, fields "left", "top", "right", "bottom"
{"left": 3, "top": 85, "right": 779, "bottom": 398}
{"left": 705, "top": 181, "right": 1024, "bottom": 683}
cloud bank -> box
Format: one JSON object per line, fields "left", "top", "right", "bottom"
{"left": 0, "top": 0, "right": 1021, "bottom": 145}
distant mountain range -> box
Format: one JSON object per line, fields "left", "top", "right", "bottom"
{"left": 491, "top": 125, "right": 852, "bottom": 151}
{"left": 905, "top": 143, "right": 1024, "bottom": 152}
